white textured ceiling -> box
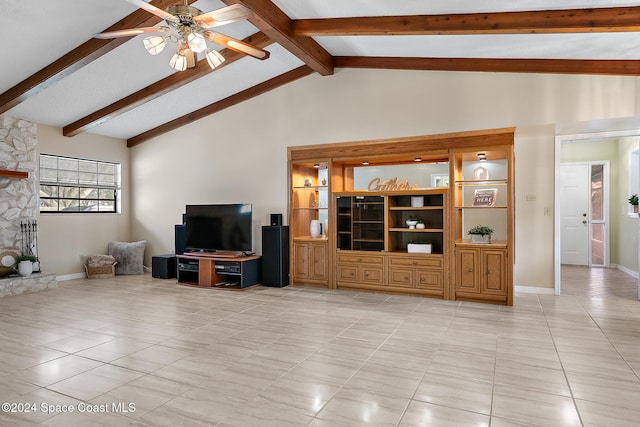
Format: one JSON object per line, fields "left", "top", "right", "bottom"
{"left": 0, "top": 0, "right": 638, "bottom": 141}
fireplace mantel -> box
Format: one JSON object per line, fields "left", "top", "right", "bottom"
{"left": 0, "top": 170, "right": 28, "bottom": 179}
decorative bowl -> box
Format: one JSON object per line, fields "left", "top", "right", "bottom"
{"left": 406, "top": 219, "right": 418, "bottom": 229}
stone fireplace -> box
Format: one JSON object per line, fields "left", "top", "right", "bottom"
{"left": 0, "top": 115, "right": 57, "bottom": 295}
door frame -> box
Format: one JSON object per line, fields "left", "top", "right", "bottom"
{"left": 554, "top": 129, "right": 637, "bottom": 296}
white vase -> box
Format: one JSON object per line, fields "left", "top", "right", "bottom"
{"left": 18, "top": 260, "right": 33, "bottom": 277}
{"left": 310, "top": 220, "right": 320, "bottom": 238}
{"left": 32, "top": 261, "right": 40, "bottom": 272}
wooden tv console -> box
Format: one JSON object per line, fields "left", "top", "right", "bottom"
{"left": 176, "top": 253, "right": 261, "bottom": 289}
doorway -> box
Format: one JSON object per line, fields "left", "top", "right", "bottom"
{"left": 554, "top": 130, "right": 640, "bottom": 300}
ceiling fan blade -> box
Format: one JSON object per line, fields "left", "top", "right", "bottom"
{"left": 203, "top": 31, "right": 270, "bottom": 60}
{"left": 193, "top": 4, "right": 250, "bottom": 28}
{"left": 126, "top": 0, "right": 180, "bottom": 23}
{"left": 93, "top": 26, "right": 169, "bottom": 39}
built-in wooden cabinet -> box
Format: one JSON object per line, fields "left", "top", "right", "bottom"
{"left": 289, "top": 161, "right": 330, "bottom": 287}
{"left": 454, "top": 242, "right": 507, "bottom": 303}
{"left": 451, "top": 144, "right": 514, "bottom": 305}
{"left": 288, "top": 127, "right": 514, "bottom": 305}
{"left": 292, "top": 239, "right": 328, "bottom": 285}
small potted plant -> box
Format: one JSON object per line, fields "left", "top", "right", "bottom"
{"left": 416, "top": 220, "right": 426, "bottom": 229}
{"left": 15, "top": 254, "right": 37, "bottom": 277}
{"left": 629, "top": 194, "right": 639, "bottom": 213}
{"left": 468, "top": 225, "right": 494, "bottom": 244}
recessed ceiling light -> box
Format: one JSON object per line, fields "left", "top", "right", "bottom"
{"left": 362, "top": 161, "right": 369, "bottom": 165}
{"left": 414, "top": 157, "right": 422, "bottom": 162}
{"left": 313, "top": 163, "right": 319, "bottom": 168}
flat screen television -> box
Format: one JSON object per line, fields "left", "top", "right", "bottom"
{"left": 185, "top": 204, "right": 252, "bottom": 253}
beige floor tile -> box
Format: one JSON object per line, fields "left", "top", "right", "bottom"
{"left": 315, "top": 388, "right": 409, "bottom": 426}
{"left": 398, "top": 400, "right": 490, "bottom": 427}
{"left": 492, "top": 383, "right": 582, "bottom": 426}
{"left": 576, "top": 398, "right": 640, "bottom": 427}
{"left": 16, "top": 354, "right": 104, "bottom": 387}
{"left": 413, "top": 372, "right": 493, "bottom": 415}
{"left": 47, "top": 364, "right": 144, "bottom": 401}
{"left": 566, "top": 372, "right": 640, "bottom": 411}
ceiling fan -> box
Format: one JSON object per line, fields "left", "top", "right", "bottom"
{"left": 94, "top": 0, "right": 270, "bottom": 71}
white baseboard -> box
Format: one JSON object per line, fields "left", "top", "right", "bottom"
{"left": 615, "top": 264, "right": 639, "bottom": 279}
{"left": 514, "top": 285, "right": 555, "bottom": 295}
{"left": 56, "top": 272, "right": 86, "bottom": 282}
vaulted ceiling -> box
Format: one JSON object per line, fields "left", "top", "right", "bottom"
{"left": 2, "top": 0, "right": 640, "bottom": 147}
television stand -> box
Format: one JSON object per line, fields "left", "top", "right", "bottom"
{"left": 177, "top": 253, "right": 261, "bottom": 289}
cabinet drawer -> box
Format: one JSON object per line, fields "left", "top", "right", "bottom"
{"left": 388, "top": 268, "right": 413, "bottom": 288}
{"left": 361, "top": 266, "right": 385, "bottom": 285}
{"left": 337, "top": 265, "right": 358, "bottom": 281}
{"left": 416, "top": 269, "right": 443, "bottom": 290}
{"left": 337, "top": 254, "right": 384, "bottom": 265}
{"left": 389, "top": 256, "right": 442, "bottom": 269}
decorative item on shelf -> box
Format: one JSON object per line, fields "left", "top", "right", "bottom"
{"left": 416, "top": 220, "right": 426, "bottom": 229}
{"left": 407, "top": 242, "right": 432, "bottom": 253}
{"left": 411, "top": 196, "right": 424, "bottom": 208}
{"left": 468, "top": 225, "right": 494, "bottom": 244}
{"left": 321, "top": 178, "right": 327, "bottom": 186}
{"left": 406, "top": 218, "right": 418, "bottom": 229}
{"left": 310, "top": 219, "right": 320, "bottom": 238}
{"left": 473, "top": 188, "right": 497, "bottom": 207}
{"left": 629, "top": 194, "right": 639, "bottom": 213}
{"left": 473, "top": 166, "right": 489, "bottom": 181}
{"left": 324, "top": 219, "right": 329, "bottom": 237}
{"left": 304, "top": 178, "right": 313, "bottom": 187}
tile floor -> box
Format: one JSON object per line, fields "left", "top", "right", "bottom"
{"left": 0, "top": 271, "right": 638, "bottom": 426}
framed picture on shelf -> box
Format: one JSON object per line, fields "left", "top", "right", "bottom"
{"left": 473, "top": 188, "right": 497, "bottom": 206}
{"left": 431, "top": 174, "right": 449, "bottom": 188}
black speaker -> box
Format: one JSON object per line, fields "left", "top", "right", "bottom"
{"left": 270, "top": 213, "right": 283, "bottom": 226}
{"left": 152, "top": 254, "right": 176, "bottom": 279}
{"left": 261, "top": 225, "right": 289, "bottom": 287}
{"left": 175, "top": 224, "right": 186, "bottom": 255}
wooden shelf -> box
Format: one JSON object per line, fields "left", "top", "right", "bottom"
{"left": 0, "top": 170, "right": 28, "bottom": 179}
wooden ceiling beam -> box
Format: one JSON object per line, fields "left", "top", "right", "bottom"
{"left": 293, "top": 6, "right": 640, "bottom": 36}
{"left": 0, "top": 0, "right": 191, "bottom": 115}
{"left": 63, "top": 32, "right": 273, "bottom": 137}
{"left": 127, "top": 65, "right": 313, "bottom": 147}
{"left": 334, "top": 56, "right": 640, "bottom": 76}
{"left": 222, "top": 0, "right": 333, "bottom": 76}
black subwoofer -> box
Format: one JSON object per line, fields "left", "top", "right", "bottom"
{"left": 152, "top": 254, "right": 176, "bottom": 279}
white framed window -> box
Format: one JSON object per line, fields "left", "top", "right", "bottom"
{"left": 39, "top": 154, "right": 121, "bottom": 213}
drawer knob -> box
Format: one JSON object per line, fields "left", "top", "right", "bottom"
{"left": 488, "top": 270, "right": 493, "bottom": 274}
{"left": 467, "top": 268, "right": 473, "bottom": 272}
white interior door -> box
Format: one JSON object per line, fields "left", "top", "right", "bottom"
{"left": 560, "top": 164, "right": 590, "bottom": 265}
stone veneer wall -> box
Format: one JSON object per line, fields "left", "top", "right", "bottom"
{"left": 0, "top": 115, "right": 38, "bottom": 255}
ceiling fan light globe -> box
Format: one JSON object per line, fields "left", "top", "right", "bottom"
{"left": 143, "top": 36, "right": 166, "bottom": 55}
{"left": 169, "top": 52, "right": 188, "bottom": 71}
{"left": 187, "top": 32, "right": 207, "bottom": 53}
{"left": 206, "top": 49, "right": 225, "bottom": 69}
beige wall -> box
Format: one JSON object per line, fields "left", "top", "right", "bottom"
{"left": 37, "top": 125, "right": 130, "bottom": 276}
{"left": 129, "top": 69, "right": 638, "bottom": 289}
